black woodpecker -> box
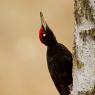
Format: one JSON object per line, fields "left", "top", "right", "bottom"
{"left": 39, "top": 12, "right": 73, "bottom": 95}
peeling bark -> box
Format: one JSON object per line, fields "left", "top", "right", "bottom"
{"left": 72, "top": 0, "right": 95, "bottom": 95}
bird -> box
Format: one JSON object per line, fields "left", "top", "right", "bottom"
{"left": 39, "top": 12, "right": 73, "bottom": 95}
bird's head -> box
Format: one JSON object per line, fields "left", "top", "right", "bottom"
{"left": 39, "top": 12, "right": 57, "bottom": 47}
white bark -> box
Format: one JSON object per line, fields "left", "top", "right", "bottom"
{"left": 72, "top": 0, "right": 95, "bottom": 95}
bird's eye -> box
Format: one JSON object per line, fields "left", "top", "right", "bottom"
{"left": 43, "top": 33, "right": 46, "bottom": 37}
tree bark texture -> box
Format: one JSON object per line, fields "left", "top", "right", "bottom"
{"left": 72, "top": 0, "right": 95, "bottom": 95}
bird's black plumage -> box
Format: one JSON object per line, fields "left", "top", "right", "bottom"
{"left": 39, "top": 12, "right": 73, "bottom": 95}
{"left": 47, "top": 43, "right": 72, "bottom": 95}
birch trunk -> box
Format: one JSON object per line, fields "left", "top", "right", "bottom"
{"left": 72, "top": 0, "right": 95, "bottom": 95}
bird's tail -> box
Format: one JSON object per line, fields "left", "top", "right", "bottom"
{"left": 60, "top": 84, "right": 72, "bottom": 95}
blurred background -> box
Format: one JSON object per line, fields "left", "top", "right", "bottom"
{"left": 0, "top": 0, "right": 74, "bottom": 95}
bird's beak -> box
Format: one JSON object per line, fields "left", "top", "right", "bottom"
{"left": 40, "top": 12, "right": 47, "bottom": 31}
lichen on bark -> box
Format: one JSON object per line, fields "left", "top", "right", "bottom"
{"left": 73, "top": 0, "right": 95, "bottom": 95}
{"left": 74, "top": 0, "right": 95, "bottom": 25}
{"left": 79, "top": 28, "right": 95, "bottom": 41}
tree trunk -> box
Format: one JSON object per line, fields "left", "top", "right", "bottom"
{"left": 72, "top": 0, "right": 95, "bottom": 95}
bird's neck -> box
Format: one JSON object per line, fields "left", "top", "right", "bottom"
{"left": 47, "top": 40, "right": 59, "bottom": 48}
